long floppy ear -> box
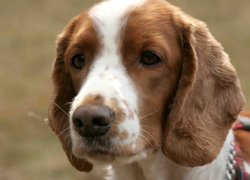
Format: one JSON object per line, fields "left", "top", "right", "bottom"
{"left": 163, "top": 15, "right": 246, "bottom": 167}
{"left": 48, "top": 15, "right": 93, "bottom": 172}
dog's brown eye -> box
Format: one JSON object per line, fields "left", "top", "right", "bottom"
{"left": 72, "top": 54, "right": 85, "bottom": 69}
{"left": 140, "top": 52, "right": 161, "bottom": 66}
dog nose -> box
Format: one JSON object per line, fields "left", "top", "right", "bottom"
{"left": 72, "top": 106, "right": 114, "bottom": 137}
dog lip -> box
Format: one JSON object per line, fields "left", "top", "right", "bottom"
{"left": 79, "top": 136, "right": 114, "bottom": 153}
{"left": 76, "top": 144, "right": 119, "bottom": 162}
{"left": 73, "top": 133, "right": 146, "bottom": 162}
{"left": 74, "top": 139, "right": 135, "bottom": 161}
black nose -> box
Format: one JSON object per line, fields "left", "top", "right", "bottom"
{"left": 72, "top": 106, "right": 115, "bottom": 138}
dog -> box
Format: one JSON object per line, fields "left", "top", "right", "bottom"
{"left": 49, "top": 0, "right": 246, "bottom": 179}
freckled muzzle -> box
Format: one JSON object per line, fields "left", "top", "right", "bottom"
{"left": 69, "top": 61, "right": 141, "bottom": 160}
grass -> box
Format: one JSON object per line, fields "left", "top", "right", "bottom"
{"left": 0, "top": 0, "right": 249, "bottom": 179}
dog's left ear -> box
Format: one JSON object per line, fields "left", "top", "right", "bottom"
{"left": 162, "top": 15, "right": 245, "bottom": 167}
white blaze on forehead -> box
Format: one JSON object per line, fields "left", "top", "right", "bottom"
{"left": 86, "top": 0, "right": 146, "bottom": 89}
{"left": 89, "top": 0, "right": 146, "bottom": 59}
{"left": 71, "top": 0, "right": 146, "bottom": 104}
{"left": 71, "top": 0, "right": 146, "bottom": 110}
{"left": 81, "top": 0, "right": 146, "bottom": 107}
{"left": 70, "top": 0, "right": 146, "bottom": 145}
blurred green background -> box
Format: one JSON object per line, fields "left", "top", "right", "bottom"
{"left": 0, "top": 0, "right": 249, "bottom": 179}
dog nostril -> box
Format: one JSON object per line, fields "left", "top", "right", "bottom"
{"left": 72, "top": 105, "right": 115, "bottom": 137}
{"left": 92, "top": 117, "right": 109, "bottom": 128}
{"left": 74, "top": 118, "right": 83, "bottom": 128}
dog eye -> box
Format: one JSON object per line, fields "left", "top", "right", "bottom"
{"left": 71, "top": 54, "right": 85, "bottom": 69}
{"left": 140, "top": 52, "right": 161, "bottom": 66}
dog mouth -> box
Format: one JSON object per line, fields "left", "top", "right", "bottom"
{"left": 72, "top": 136, "right": 147, "bottom": 162}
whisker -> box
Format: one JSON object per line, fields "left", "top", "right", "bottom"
{"left": 116, "top": 140, "right": 128, "bottom": 157}
{"left": 140, "top": 124, "right": 158, "bottom": 130}
{"left": 140, "top": 109, "right": 160, "bottom": 120}
{"left": 140, "top": 128, "right": 157, "bottom": 146}
{"left": 27, "top": 111, "right": 48, "bottom": 125}
{"left": 64, "top": 101, "right": 73, "bottom": 106}
{"left": 64, "top": 134, "right": 73, "bottom": 162}
{"left": 52, "top": 101, "right": 70, "bottom": 117}
{"left": 139, "top": 134, "right": 153, "bottom": 148}
{"left": 57, "top": 127, "right": 70, "bottom": 137}
{"left": 67, "top": 135, "right": 72, "bottom": 149}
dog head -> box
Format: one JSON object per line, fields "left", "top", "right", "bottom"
{"left": 49, "top": 0, "right": 245, "bottom": 172}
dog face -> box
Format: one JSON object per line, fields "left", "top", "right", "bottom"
{"left": 49, "top": 0, "right": 245, "bottom": 172}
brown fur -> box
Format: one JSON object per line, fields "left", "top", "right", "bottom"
{"left": 121, "top": 0, "right": 184, "bottom": 157}
{"left": 162, "top": 2, "right": 245, "bottom": 166}
{"left": 49, "top": 0, "right": 245, "bottom": 172}
{"left": 48, "top": 14, "right": 99, "bottom": 172}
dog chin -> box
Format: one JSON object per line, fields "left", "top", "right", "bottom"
{"left": 81, "top": 151, "right": 149, "bottom": 166}
{"left": 72, "top": 141, "right": 149, "bottom": 165}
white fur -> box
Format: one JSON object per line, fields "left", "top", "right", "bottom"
{"left": 75, "top": 134, "right": 250, "bottom": 180}
{"left": 245, "top": 162, "right": 250, "bottom": 173}
{"left": 68, "top": 1, "right": 237, "bottom": 179}
{"left": 112, "top": 131, "right": 232, "bottom": 180}
{"left": 70, "top": 0, "right": 146, "bottom": 155}
{"left": 83, "top": 131, "right": 232, "bottom": 180}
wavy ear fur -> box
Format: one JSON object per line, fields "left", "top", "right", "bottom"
{"left": 163, "top": 14, "right": 245, "bottom": 167}
{"left": 48, "top": 15, "right": 93, "bottom": 172}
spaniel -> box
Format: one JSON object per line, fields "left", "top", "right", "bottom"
{"left": 49, "top": 0, "right": 246, "bottom": 179}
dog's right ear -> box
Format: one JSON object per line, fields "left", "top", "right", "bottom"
{"left": 48, "top": 15, "right": 93, "bottom": 172}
